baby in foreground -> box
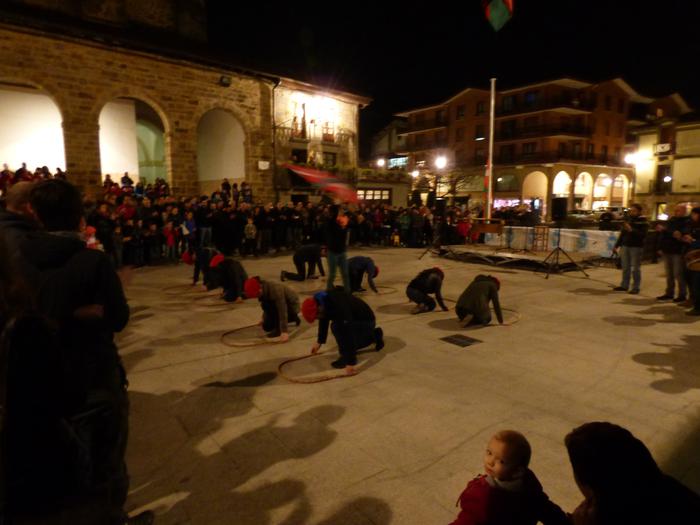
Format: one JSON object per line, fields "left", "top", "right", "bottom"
{"left": 449, "top": 430, "right": 567, "bottom": 525}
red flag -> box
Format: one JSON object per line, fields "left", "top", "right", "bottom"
{"left": 484, "top": 0, "right": 513, "bottom": 31}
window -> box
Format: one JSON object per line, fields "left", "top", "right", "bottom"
{"left": 502, "top": 95, "right": 515, "bottom": 112}
{"left": 605, "top": 121, "right": 610, "bottom": 136}
{"left": 601, "top": 145, "right": 609, "bottom": 160}
{"left": 524, "top": 91, "right": 539, "bottom": 107}
{"left": 501, "top": 120, "right": 516, "bottom": 138}
{"left": 618, "top": 99, "right": 625, "bottom": 113}
{"left": 436, "top": 130, "right": 447, "bottom": 144}
{"left": 388, "top": 157, "right": 408, "bottom": 168}
{"left": 291, "top": 148, "right": 308, "bottom": 163}
{"left": 456, "top": 104, "right": 465, "bottom": 120}
{"left": 436, "top": 109, "right": 446, "bottom": 124}
{"left": 587, "top": 143, "right": 595, "bottom": 157}
{"left": 322, "top": 152, "right": 337, "bottom": 166}
{"left": 522, "top": 142, "right": 537, "bottom": 154}
{"left": 499, "top": 144, "right": 515, "bottom": 162}
{"left": 617, "top": 122, "right": 624, "bottom": 138}
{"left": 475, "top": 148, "right": 485, "bottom": 164}
{"left": 605, "top": 95, "right": 612, "bottom": 110}
{"left": 455, "top": 127, "right": 465, "bottom": 140}
{"left": 524, "top": 116, "right": 538, "bottom": 129}
{"left": 358, "top": 188, "right": 392, "bottom": 203}
{"left": 476, "top": 101, "right": 485, "bottom": 115}
{"left": 475, "top": 124, "right": 485, "bottom": 140}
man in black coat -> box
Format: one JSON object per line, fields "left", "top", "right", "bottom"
{"left": 613, "top": 203, "right": 648, "bottom": 294}
{"left": 406, "top": 267, "right": 449, "bottom": 314}
{"left": 301, "top": 289, "right": 384, "bottom": 371}
{"left": 18, "top": 179, "right": 152, "bottom": 524}
{"left": 655, "top": 204, "right": 689, "bottom": 302}
{"left": 280, "top": 243, "right": 326, "bottom": 282}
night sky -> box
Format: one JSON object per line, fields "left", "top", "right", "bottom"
{"left": 207, "top": 0, "right": 700, "bottom": 158}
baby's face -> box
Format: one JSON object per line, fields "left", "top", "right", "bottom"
{"left": 484, "top": 438, "right": 522, "bottom": 481}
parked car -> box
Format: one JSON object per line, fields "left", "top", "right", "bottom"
{"left": 594, "top": 206, "right": 627, "bottom": 219}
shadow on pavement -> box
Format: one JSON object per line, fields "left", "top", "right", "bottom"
{"left": 632, "top": 335, "right": 700, "bottom": 393}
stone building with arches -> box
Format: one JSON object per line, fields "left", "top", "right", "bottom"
{"left": 0, "top": 1, "right": 369, "bottom": 201}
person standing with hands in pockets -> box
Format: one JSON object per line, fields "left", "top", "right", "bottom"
{"left": 613, "top": 203, "right": 648, "bottom": 294}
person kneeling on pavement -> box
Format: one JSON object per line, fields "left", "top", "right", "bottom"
{"left": 244, "top": 277, "right": 301, "bottom": 342}
{"left": 301, "top": 288, "right": 384, "bottom": 372}
{"left": 456, "top": 275, "right": 504, "bottom": 327}
{"left": 348, "top": 255, "right": 379, "bottom": 293}
{"left": 210, "top": 253, "right": 247, "bottom": 303}
{"left": 280, "top": 243, "right": 325, "bottom": 282}
{"left": 406, "top": 267, "right": 448, "bottom": 314}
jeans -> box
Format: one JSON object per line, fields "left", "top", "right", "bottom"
{"left": 619, "top": 246, "right": 642, "bottom": 292}
{"left": 406, "top": 286, "right": 436, "bottom": 311}
{"left": 330, "top": 319, "right": 376, "bottom": 365}
{"left": 326, "top": 251, "right": 350, "bottom": 290}
{"left": 663, "top": 253, "right": 687, "bottom": 298}
{"left": 283, "top": 256, "right": 308, "bottom": 281}
{"left": 199, "top": 227, "right": 212, "bottom": 248}
{"left": 349, "top": 270, "right": 364, "bottom": 292}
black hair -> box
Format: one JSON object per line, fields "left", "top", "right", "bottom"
{"left": 30, "top": 179, "right": 83, "bottom": 232}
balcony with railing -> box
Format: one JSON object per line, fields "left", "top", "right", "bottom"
{"left": 496, "top": 96, "right": 595, "bottom": 117}
{"left": 399, "top": 119, "right": 449, "bottom": 135}
{"left": 495, "top": 151, "right": 624, "bottom": 166}
{"left": 495, "top": 124, "right": 592, "bottom": 141}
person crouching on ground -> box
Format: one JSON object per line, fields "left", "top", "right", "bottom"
{"left": 280, "top": 243, "right": 326, "bottom": 282}
{"left": 243, "top": 276, "right": 300, "bottom": 342}
{"left": 449, "top": 430, "right": 567, "bottom": 525}
{"left": 406, "top": 267, "right": 448, "bottom": 314}
{"left": 348, "top": 255, "right": 379, "bottom": 293}
{"left": 301, "top": 288, "right": 384, "bottom": 372}
{"left": 456, "top": 275, "right": 504, "bottom": 327}
{"left": 210, "top": 253, "right": 247, "bottom": 303}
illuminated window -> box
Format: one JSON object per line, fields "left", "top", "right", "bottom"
{"left": 358, "top": 188, "right": 392, "bottom": 202}
{"left": 388, "top": 157, "right": 408, "bottom": 168}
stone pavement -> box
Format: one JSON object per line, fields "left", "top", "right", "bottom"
{"left": 120, "top": 248, "right": 700, "bottom": 524}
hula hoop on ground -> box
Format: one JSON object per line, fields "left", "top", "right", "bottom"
{"left": 220, "top": 323, "right": 304, "bottom": 347}
{"left": 277, "top": 351, "right": 359, "bottom": 384}
{"left": 358, "top": 285, "right": 397, "bottom": 296}
{"left": 163, "top": 284, "right": 219, "bottom": 297}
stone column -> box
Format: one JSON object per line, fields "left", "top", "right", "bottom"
{"left": 62, "top": 117, "right": 102, "bottom": 193}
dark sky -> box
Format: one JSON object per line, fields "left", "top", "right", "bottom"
{"left": 207, "top": 0, "right": 700, "bottom": 158}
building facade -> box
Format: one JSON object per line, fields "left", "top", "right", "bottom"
{"left": 393, "top": 78, "right": 666, "bottom": 218}
{"left": 0, "top": 1, "right": 369, "bottom": 202}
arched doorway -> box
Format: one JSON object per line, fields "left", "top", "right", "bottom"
{"left": 611, "top": 174, "right": 630, "bottom": 207}
{"left": 0, "top": 82, "right": 65, "bottom": 174}
{"left": 574, "top": 172, "right": 594, "bottom": 209}
{"left": 552, "top": 170, "right": 572, "bottom": 197}
{"left": 197, "top": 108, "right": 245, "bottom": 195}
{"left": 98, "top": 98, "right": 167, "bottom": 185}
{"left": 522, "top": 170, "right": 548, "bottom": 218}
{"left": 593, "top": 174, "right": 613, "bottom": 209}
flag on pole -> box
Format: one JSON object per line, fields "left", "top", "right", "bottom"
{"left": 483, "top": 0, "right": 513, "bottom": 31}
{"left": 282, "top": 164, "right": 358, "bottom": 203}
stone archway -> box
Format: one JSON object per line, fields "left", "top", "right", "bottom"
{"left": 611, "top": 174, "right": 630, "bottom": 207}
{"left": 196, "top": 108, "right": 246, "bottom": 195}
{"left": 593, "top": 173, "right": 613, "bottom": 209}
{"left": 0, "top": 81, "right": 66, "bottom": 173}
{"left": 522, "top": 170, "right": 548, "bottom": 218}
{"left": 552, "top": 170, "right": 572, "bottom": 197}
{"left": 98, "top": 97, "right": 168, "bottom": 185}
{"left": 574, "top": 172, "right": 594, "bottom": 209}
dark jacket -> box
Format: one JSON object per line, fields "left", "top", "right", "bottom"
{"left": 408, "top": 269, "right": 447, "bottom": 310}
{"left": 348, "top": 256, "right": 378, "bottom": 292}
{"left": 658, "top": 216, "right": 689, "bottom": 254}
{"left": 317, "top": 289, "right": 375, "bottom": 344}
{"left": 295, "top": 243, "right": 325, "bottom": 275}
{"left": 456, "top": 275, "right": 503, "bottom": 324}
{"left": 325, "top": 218, "right": 347, "bottom": 253}
{"left": 19, "top": 231, "right": 129, "bottom": 395}
{"left": 450, "top": 470, "right": 567, "bottom": 525}
{"left": 0, "top": 209, "right": 38, "bottom": 249}
{"left": 615, "top": 215, "right": 648, "bottom": 248}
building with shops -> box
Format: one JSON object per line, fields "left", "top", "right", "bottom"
{"left": 393, "top": 78, "right": 687, "bottom": 218}
{"left": 0, "top": 0, "right": 369, "bottom": 202}
{"left": 626, "top": 95, "right": 699, "bottom": 219}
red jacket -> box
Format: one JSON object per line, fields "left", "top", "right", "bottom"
{"left": 449, "top": 471, "right": 567, "bottom": 525}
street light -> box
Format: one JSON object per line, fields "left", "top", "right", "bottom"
{"left": 411, "top": 170, "right": 420, "bottom": 178}
{"left": 663, "top": 175, "right": 672, "bottom": 183}
{"left": 376, "top": 158, "right": 386, "bottom": 168}
{"left": 434, "top": 156, "right": 447, "bottom": 169}
{"left": 624, "top": 153, "right": 638, "bottom": 165}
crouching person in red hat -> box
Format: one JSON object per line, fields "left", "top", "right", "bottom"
{"left": 455, "top": 275, "right": 504, "bottom": 327}
{"left": 244, "top": 277, "right": 301, "bottom": 342}
{"left": 301, "top": 289, "right": 384, "bottom": 372}
{"left": 348, "top": 256, "right": 379, "bottom": 293}
{"left": 406, "top": 267, "right": 448, "bottom": 314}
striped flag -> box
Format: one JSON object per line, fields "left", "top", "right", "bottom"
{"left": 484, "top": 0, "right": 513, "bottom": 31}
{"left": 283, "top": 164, "right": 358, "bottom": 203}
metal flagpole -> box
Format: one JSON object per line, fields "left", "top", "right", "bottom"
{"left": 486, "top": 77, "right": 496, "bottom": 220}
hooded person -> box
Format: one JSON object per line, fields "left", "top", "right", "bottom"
{"left": 244, "top": 276, "right": 301, "bottom": 342}
{"left": 301, "top": 288, "right": 384, "bottom": 371}
{"left": 456, "top": 275, "right": 504, "bottom": 327}
{"left": 280, "top": 243, "right": 326, "bottom": 282}
{"left": 406, "top": 267, "right": 448, "bottom": 314}
{"left": 347, "top": 256, "right": 379, "bottom": 293}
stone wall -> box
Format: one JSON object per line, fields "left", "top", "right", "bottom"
{"left": 0, "top": 25, "right": 277, "bottom": 200}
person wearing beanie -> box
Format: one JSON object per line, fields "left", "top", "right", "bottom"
{"left": 406, "top": 267, "right": 448, "bottom": 314}
{"left": 211, "top": 254, "right": 247, "bottom": 303}
{"left": 455, "top": 275, "right": 504, "bottom": 327}
{"left": 681, "top": 206, "right": 700, "bottom": 315}
{"left": 280, "top": 243, "right": 326, "bottom": 282}
{"left": 301, "top": 288, "right": 384, "bottom": 371}
{"left": 244, "top": 277, "right": 300, "bottom": 342}
{"left": 347, "top": 256, "right": 379, "bottom": 293}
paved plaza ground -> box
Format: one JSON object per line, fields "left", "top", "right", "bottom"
{"left": 120, "top": 248, "right": 700, "bottom": 524}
